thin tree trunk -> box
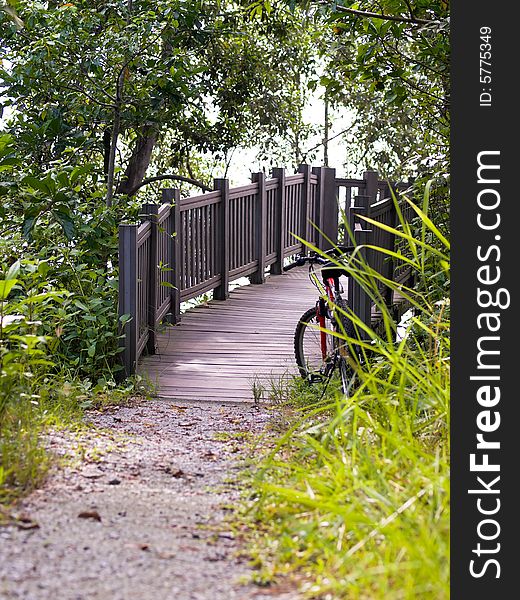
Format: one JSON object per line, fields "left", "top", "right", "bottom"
{"left": 105, "top": 105, "right": 120, "bottom": 207}
{"left": 324, "top": 94, "right": 330, "bottom": 167}
{"left": 103, "top": 128, "right": 111, "bottom": 179}
{"left": 105, "top": 70, "right": 124, "bottom": 207}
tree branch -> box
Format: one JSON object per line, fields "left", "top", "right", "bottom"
{"left": 333, "top": 4, "right": 436, "bottom": 25}
{"left": 127, "top": 174, "right": 212, "bottom": 196}
{"left": 302, "top": 121, "right": 358, "bottom": 159}
{"left": 402, "top": 0, "right": 416, "bottom": 21}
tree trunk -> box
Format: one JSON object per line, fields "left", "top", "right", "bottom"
{"left": 105, "top": 104, "right": 121, "bottom": 208}
{"left": 117, "top": 126, "right": 158, "bottom": 196}
{"left": 103, "top": 128, "right": 111, "bottom": 179}
{"left": 324, "top": 95, "right": 330, "bottom": 167}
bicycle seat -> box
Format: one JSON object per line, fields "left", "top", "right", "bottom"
{"left": 321, "top": 264, "right": 349, "bottom": 280}
{"left": 321, "top": 246, "right": 354, "bottom": 279}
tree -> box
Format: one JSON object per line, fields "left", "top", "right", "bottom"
{"left": 1, "top": 0, "right": 317, "bottom": 212}
{"left": 287, "top": 0, "right": 450, "bottom": 178}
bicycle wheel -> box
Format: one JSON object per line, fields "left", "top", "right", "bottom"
{"left": 333, "top": 297, "right": 358, "bottom": 395}
{"left": 294, "top": 306, "right": 334, "bottom": 382}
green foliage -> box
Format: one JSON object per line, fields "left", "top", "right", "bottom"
{"left": 0, "top": 253, "right": 140, "bottom": 502}
{"left": 0, "top": 139, "right": 124, "bottom": 379}
{"left": 284, "top": 0, "right": 450, "bottom": 178}
{"left": 0, "top": 256, "right": 61, "bottom": 499}
{"left": 243, "top": 183, "right": 450, "bottom": 598}
{"left": 1, "top": 1, "right": 318, "bottom": 199}
{"left": 0, "top": 141, "right": 133, "bottom": 502}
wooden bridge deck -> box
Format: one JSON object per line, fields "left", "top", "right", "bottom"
{"left": 138, "top": 267, "right": 317, "bottom": 402}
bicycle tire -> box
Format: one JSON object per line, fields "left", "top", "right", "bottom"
{"left": 294, "top": 306, "right": 333, "bottom": 382}
{"left": 294, "top": 299, "right": 358, "bottom": 391}
{"left": 333, "top": 297, "right": 357, "bottom": 348}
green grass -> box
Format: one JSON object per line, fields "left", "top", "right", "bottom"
{"left": 241, "top": 184, "right": 450, "bottom": 599}
{"left": 0, "top": 376, "right": 141, "bottom": 507}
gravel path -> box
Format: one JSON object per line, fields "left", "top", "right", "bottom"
{"left": 0, "top": 398, "right": 298, "bottom": 600}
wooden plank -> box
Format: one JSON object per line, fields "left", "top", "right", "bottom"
{"left": 228, "top": 182, "right": 257, "bottom": 199}
{"left": 180, "top": 190, "right": 220, "bottom": 210}
{"left": 141, "top": 203, "right": 159, "bottom": 354}
{"left": 119, "top": 223, "right": 138, "bottom": 378}
{"left": 139, "top": 265, "right": 316, "bottom": 401}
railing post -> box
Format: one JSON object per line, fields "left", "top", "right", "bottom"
{"left": 320, "top": 166, "right": 338, "bottom": 250}
{"left": 351, "top": 192, "right": 376, "bottom": 275}
{"left": 311, "top": 166, "right": 324, "bottom": 248}
{"left": 118, "top": 223, "right": 138, "bottom": 378}
{"left": 349, "top": 194, "right": 370, "bottom": 235}
{"left": 346, "top": 193, "right": 372, "bottom": 339}
{"left": 250, "top": 171, "right": 266, "bottom": 284}
{"left": 312, "top": 166, "right": 338, "bottom": 250}
{"left": 141, "top": 203, "right": 159, "bottom": 355}
{"left": 383, "top": 183, "right": 397, "bottom": 308}
{"left": 213, "top": 178, "right": 230, "bottom": 300}
{"left": 346, "top": 228, "right": 372, "bottom": 338}
{"left": 354, "top": 229, "right": 372, "bottom": 335}
{"left": 343, "top": 185, "right": 353, "bottom": 245}
{"left": 363, "top": 169, "right": 379, "bottom": 209}
{"left": 271, "top": 167, "right": 285, "bottom": 275}
{"left": 162, "top": 188, "right": 182, "bottom": 324}
{"left": 312, "top": 166, "right": 337, "bottom": 250}
{"left": 298, "top": 164, "right": 312, "bottom": 249}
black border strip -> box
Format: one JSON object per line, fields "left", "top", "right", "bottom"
{"left": 452, "top": 1, "right": 518, "bottom": 595}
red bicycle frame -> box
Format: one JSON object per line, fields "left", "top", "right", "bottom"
{"left": 317, "top": 277, "right": 337, "bottom": 360}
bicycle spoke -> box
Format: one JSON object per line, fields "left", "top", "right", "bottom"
{"left": 294, "top": 307, "right": 335, "bottom": 380}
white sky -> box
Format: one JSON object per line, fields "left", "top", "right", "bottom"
{"left": 227, "top": 95, "right": 355, "bottom": 185}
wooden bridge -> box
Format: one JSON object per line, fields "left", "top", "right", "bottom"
{"left": 138, "top": 266, "right": 315, "bottom": 402}
{"left": 118, "top": 165, "right": 410, "bottom": 401}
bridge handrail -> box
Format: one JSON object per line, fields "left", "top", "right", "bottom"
{"left": 118, "top": 165, "right": 412, "bottom": 376}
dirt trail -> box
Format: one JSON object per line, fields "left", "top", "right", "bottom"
{"left": 0, "top": 398, "right": 298, "bottom": 600}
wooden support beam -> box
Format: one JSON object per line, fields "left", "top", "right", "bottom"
{"left": 363, "top": 169, "right": 379, "bottom": 206}
{"left": 298, "top": 164, "right": 312, "bottom": 250}
{"left": 271, "top": 167, "right": 285, "bottom": 275}
{"left": 320, "top": 166, "right": 338, "bottom": 250}
{"left": 213, "top": 178, "right": 230, "bottom": 299}
{"left": 118, "top": 223, "right": 138, "bottom": 377}
{"left": 311, "top": 166, "right": 324, "bottom": 248}
{"left": 162, "top": 188, "right": 181, "bottom": 324}
{"left": 311, "top": 166, "right": 337, "bottom": 250}
{"left": 141, "top": 203, "right": 159, "bottom": 355}
{"left": 250, "top": 171, "right": 266, "bottom": 284}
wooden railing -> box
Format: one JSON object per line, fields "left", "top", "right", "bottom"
{"left": 118, "top": 165, "right": 412, "bottom": 376}
{"left": 119, "top": 165, "right": 333, "bottom": 376}
{"left": 340, "top": 171, "right": 414, "bottom": 334}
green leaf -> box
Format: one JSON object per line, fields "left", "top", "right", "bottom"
{"left": 5, "top": 260, "right": 20, "bottom": 280}
{"left": 0, "top": 279, "right": 18, "bottom": 300}
{"left": 73, "top": 299, "right": 89, "bottom": 311}
{"left": 22, "top": 216, "right": 37, "bottom": 239}
{"left": 70, "top": 164, "right": 92, "bottom": 184}
{"left": 37, "top": 261, "right": 50, "bottom": 277}
{"left": 21, "top": 176, "right": 48, "bottom": 194}
{"left": 54, "top": 211, "right": 76, "bottom": 240}
{"left": 24, "top": 291, "right": 67, "bottom": 304}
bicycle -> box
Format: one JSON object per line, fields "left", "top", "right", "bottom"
{"left": 286, "top": 247, "right": 359, "bottom": 396}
